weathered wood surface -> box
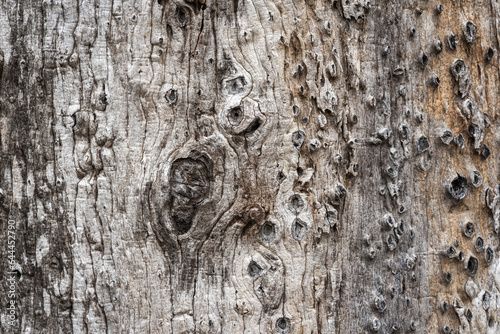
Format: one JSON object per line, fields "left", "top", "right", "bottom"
{"left": 0, "top": 0, "right": 499, "bottom": 333}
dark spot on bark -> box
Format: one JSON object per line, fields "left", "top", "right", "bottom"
{"left": 328, "top": 62, "right": 337, "bottom": 77}
{"left": 444, "top": 272, "right": 453, "bottom": 284}
{"left": 416, "top": 113, "right": 424, "bottom": 123}
{"left": 275, "top": 317, "right": 291, "bottom": 333}
{"left": 481, "top": 144, "right": 490, "bottom": 159}
{"left": 420, "top": 52, "right": 428, "bottom": 66}
{"left": 386, "top": 166, "right": 397, "bottom": 178}
{"left": 436, "top": 4, "right": 443, "bottom": 14}
{"left": 367, "top": 247, "right": 378, "bottom": 260}
{"left": 240, "top": 118, "right": 262, "bottom": 137}
{"left": 330, "top": 183, "right": 347, "bottom": 206}
{"left": 292, "top": 130, "right": 305, "bottom": 151}
{"left": 387, "top": 234, "right": 397, "bottom": 251}
{"left": 486, "top": 47, "right": 494, "bottom": 60}
{"left": 468, "top": 123, "right": 480, "bottom": 139}
{"left": 442, "top": 325, "right": 452, "bottom": 334}
{"left": 382, "top": 213, "right": 396, "bottom": 229}
{"left": 451, "top": 59, "right": 467, "bottom": 79}
{"left": 169, "top": 156, "right": 211, "bottom": 234}
{"left": 60, "top": 297, "right": 72, "bottom": 310}
{"left": 292, "top": 105, "right": 300, "bottom": 116}
{"left": 457, "top": 251, "right": 464, "bottom": 262}
{"left": 410, "top": 321, "right": 417, "bottom": 331}
{"left": 455, "top": 133, "right": 465, "bottom": 148}
{"left": 475, "top": 236, "right": 484, "bottom": 252}
{"left": 382, "top": 45, "right": 391, "bottom": 56}
{"left": 416, "top": 135, "right": 430, "bottom": 153}
{"left": 485, "top": 246, "right": 494, "bottom": 265}
{"left": 451, "top": 60, "right": 470, "bottom": 97}
{"left": 404, "top": 256, "right": 415, "bottom": 271}
{"left": 394, "top": 222, "right": 404, "bottom": 241}
{"left": 441, "top": 300, "right": 449, "bottom": 313}
{"left": 309, "top": 139, "right": 320, "bottom": 151}
{"left": 240, "top": 218, "right": 258, "bottom": 238}
{"left": 291, "top": 218, "right": 307, "bottom": 241}
{"left": 466, "top": 309, "right": 473, "bottom": 322}
{"left": 440, "top": 130, "right": 454, "bottom": 145}
{"left": 99, "top": 92, "right": 108, "bottom": 105}
{"left": 72, "top": 111, "right": 89, "bottom": 137}
{"left": 227, "top": 106, "right": 244, "bottom": 126}
{"left": 429, "top": 73, "right": 440, "bottom": 87}
{"left": 463, "top": 222, "right": 475, "bottom": 238}
{"left": 49, "top": 256, "right": 61, "bottom": 270}
{"left": 448, "top": 173, "right": 467, "bottom": 200}
{"left": 170, "top": 204, "right": 196, "bottom": 235}
{"left": 165, "top": 89, "right": 178, "bottom": 104}
{"left": 399, "top": 123, "right": 410, "bottom": 137}
{"left": 335, "top": 154, "right": 343, "bottom": 165}
{"left": 467, "top": 255, "right": 478, "bottom": 276}
{"left": 448, "top": 34, "right": 459, "bottom": 50}
{"left": 248, "top": 260, "right": 263, "bottom": 279}
{"left": 175, "top": 7, "right": 188, "bottom": 27}
{"left": 288, "top": 194, "right": 304, "bottom": 214}
{"left": 409, "top": 228, "right": 415, "bottom": 239}
{"left": 260, "top": 221, "right": 276, "bottom": 243}
{"left": 471, "top": 170, "right": 482, "bottom": 188}
{"left": 277, "top": 171, "right": 286, "bottom": 183}
{"left": 444, "top": 244, "right": 457, "bottom": 258}
{"left": 336, "top": 183, "right": 347, "bottom": 199}
{"left": 463, "top": 21, "right": 478, "bottom": 44}
{"left": 410, "top": 28, "right": 416, "bottom": 37}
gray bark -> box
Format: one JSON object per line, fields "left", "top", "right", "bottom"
{"left": 0, "top": 0, "right": 499, "bottom": 333}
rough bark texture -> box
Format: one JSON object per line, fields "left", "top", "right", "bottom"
{"left": 1, "top": 0, "right": 500, "bottom": 333}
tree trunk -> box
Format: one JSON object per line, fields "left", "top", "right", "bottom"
{"left": 1, "top": 0, "right": 499, "bottom": 333}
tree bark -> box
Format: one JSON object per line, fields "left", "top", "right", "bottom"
{"left": 1, "top": 0, "right": 500, "bottom": 333}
